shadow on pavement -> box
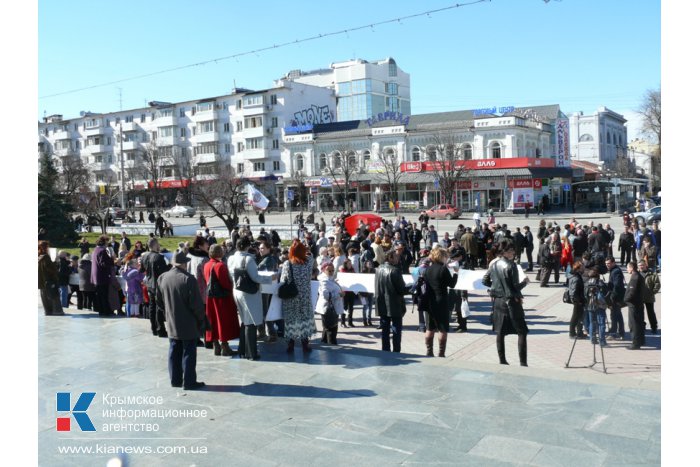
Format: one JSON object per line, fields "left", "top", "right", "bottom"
{"left": 199, "top": 382, "right": 376, "bottom": 398}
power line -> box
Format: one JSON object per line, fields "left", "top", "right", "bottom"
{"left": 39, "top": 1, "right": 491, "bottom": 100}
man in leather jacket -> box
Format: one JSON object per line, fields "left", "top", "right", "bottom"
{"left": 375, "top": 250, "right": 410, "bottom": 353}
{"left": 624, "top": 261, "right": 647, "bottom": 350}
{"left": 482, "top": 239, "right": 529, "bottom": 366}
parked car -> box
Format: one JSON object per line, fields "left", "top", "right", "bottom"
{"left": 164, "top": 205, "right": 196, "bottom": 218}
{"left": 104, "top": 207, "right": 128, "bottom": 220}
{"left": 426, "top": 204, "right": 462, "bottom": 220}
{"left": 635, "top": 205, "right": 661, "bottom": 224}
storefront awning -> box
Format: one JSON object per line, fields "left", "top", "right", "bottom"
{"left": 529, "top": 167, "right": 573, "bottom": 178}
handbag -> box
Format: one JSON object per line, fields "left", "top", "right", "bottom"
{"left": 206, "top": 268, "right": 229, "bottom": 298}
{"left": 321, "top": 291, "right": 339, "bottom": 328}
{"left": 562, "top": 289, "right": 573, "bottom": 304}
{"left": 278, "top": 262, "right": 299, "bottom": 299}
{"left": 460, "top": 298, "right": 471, "bottom": 318}
{"left": 233, "top": 257, "right": 259, "bottom": 294}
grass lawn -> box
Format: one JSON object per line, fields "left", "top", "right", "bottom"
{"left": 55, "top": 233, "right": 194, "bottom": 258}
{"left": 55, "top": 233, "right": 293, "bottom": 257}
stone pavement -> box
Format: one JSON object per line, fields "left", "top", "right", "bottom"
{"left": 38, "top": 271, "right": 660, "bottom": 466}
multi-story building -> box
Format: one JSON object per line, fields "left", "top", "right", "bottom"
{"left": 38, "top": 79, "right": 335, "bottom": 207}
{"left": 568, "top": 107, "right": 628, "bottom": 166}
{"left": 282, "top": 105, "right": 574, "bottom": 212}
{"left": 283, "top": 57, "right": 410, "bottom": 122}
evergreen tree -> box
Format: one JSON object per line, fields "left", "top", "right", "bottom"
{"left": 38, "top": 151, "right": 77, "bottom": 243}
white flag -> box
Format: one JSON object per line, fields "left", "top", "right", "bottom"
{"left": 247, "top": 184, "right": 269, "bottom": 210}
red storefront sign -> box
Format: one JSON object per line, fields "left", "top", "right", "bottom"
{"left": 400, "top": 157, "right": 556, "bottom": 173}
{"left": 507, "top": 178, "right": 543, "bottom": 189}
{"left": 146, "top": 179, "right": 191, "bottom": 189}
{"left": 400, "top": 161, "right": 422, "bottom": 173}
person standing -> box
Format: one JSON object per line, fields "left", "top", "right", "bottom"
{"left": 141, "top": 238, "right": 169, "bottom": 336}
{"left": 605, "top": 256, "right": 626, "bottom": 340}
{"left": 257, "top": 240, "right": 282, "bottom": 341}
{"left": 567, "top": 261, "right": 587, "bottom": 338}
{"left": 424, "top": 248, "right": 459, "bottom": 357}
{"left": 229, "top": 237, "right": 276, "bottom": 360}
{"left": 156, "top": 251, "right": 206, "bottom": 390}
{"left": 624, "top": 261, "right": 647, "bottom": 350}
{"left": 375, "top": 249, "right": 409, "bottom": 353}
{"left": 203, "top": 244, "right": 240, "bottom": 356}
{"left": 91, "top": 235, "right": 115, "bottom": 317}
{"left": 316, "top": 262, "right": 344, "bottom": 345}
{"left": 122, "top": 258, "right": 145, "bottom": 318}
{"left": 155, "top": 213, "right": 165, "bottom": 238}
{"left": 618, "top": 226, "right": 634, "bottom": 266}
{"left": 55, "top": 251, "right": 72, "bottom": 308}
{"left": 459, "top": 227, "right": 479, "bottom": 270}
{"left": 78, "top": 254, "right": 96, "bottom": 311}
{"left": 482, "top": 239, "right": 529, "bottom": 366}
{"left": 38, "top": 241, "right": 64, "bottom": 316}
{"left": 523, "top": 226, "right": 534, "bottom": 272}
{"left": 638, "top": 259, "right": 660, "bottom": 335}
{"left": 280, "top": 239, "right": 316, "bottom": 353}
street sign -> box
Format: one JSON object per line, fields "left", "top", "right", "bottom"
{"left": 562, "top": 184, "right": 571, "bottom": 192}
{"left": 320, "top": 177, "right": 332, "bottom": 188}
{"left": 433, "top": 178, "right": 439, "bottom": 189}
{"left": 287, "top": 188, "right": 294, "bottom": 201}
{"left": 310, "top": 187, "right": 318, "bottom": 194}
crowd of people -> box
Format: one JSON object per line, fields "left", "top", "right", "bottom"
{"left": 38, "top": 208, "right": 661, "bottom": 388}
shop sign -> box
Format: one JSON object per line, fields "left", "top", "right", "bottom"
{"left": 400, "top": 161, "right": 422, "bottom": 173}
{"left": 507, "top": 178, "right": 543, "bottom": 189}
{"left": 555, "top": 118, "right": 571, "bottom": 167}
{"left": 455, "top": 180, "right": 472, "bottom": 189}
{"left": 472, "top": 105, "right": 515, "bottom": 116}
{"left": 366, "top": 111, "right": 410, "bottom": 127}
{"left": 147, "top": 179, "right": 190, "bottom": 189}
{"left": 422, "top": 157, "right": 556, "bottom": 172}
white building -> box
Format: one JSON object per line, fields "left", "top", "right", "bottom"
{"left": 38, "top": 80, "right": 336, "bottom": 206}
{"left": 283, "top": 57, "right": 410, "bottom": 122}
{"left": 568, "top": 107, "right": 628, "bottom": 166}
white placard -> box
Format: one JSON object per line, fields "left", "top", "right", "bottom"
{"left": 336, "top": 272, "right": 414, "bottom": 294}
{"left": 265, "top": 280, "right": 319, "bottom": 322}
{"left": 453, "top": 269, "right": 489, "bottom": 291}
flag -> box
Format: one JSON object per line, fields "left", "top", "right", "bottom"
{"left": 247, "top": 184, "right": 269, "bottom": 210}
{"left": 423, "top": 186, "right": 428, "bottom": 208}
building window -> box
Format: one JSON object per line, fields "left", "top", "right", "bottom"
{"left": 426, "top": 145, "right": 437, "bottom": 161}
{"left": 607, "top": 132, "right": 611, "bottom": 144}
{"left": 243, "top": 95, "right": 264, "bottom": 106}
{"left": 254, "top": 162, "right": 265, "bottom": 172}
{"left": 579, "top": 134, "right": 593, "bottom": 142}
{"left": 115, "top": 117, "right": 120, "bottom": 124}
{"left": 270, "top": 94, "right": 277, "bottom": 105}
{"left": 348, "top": 151, "right": 357, "bottom": 168}
{"left": 385, "top": 83, "right": 398, "bottom": 95}
{"left": 236, "top": 121, "right": 243, "bottom": 132}
{"left": 197, "top": 121, "right": 215, "bottom": 133}
{"left": 179, "top": 108, "right": 185, "bottom": 118}
{"left": 273, "top": 161, "right": 280, "bottom": 171}
{"left": 237, "top": 163, "right": 244, "bottom": 173}
{"left": 463, "top": 144, "right": 473, "bottom": 160}
{"left": 272, "top": 139, "right": 279, "bottom": 149}
{"left": 296, "top": 154, "right": 304, "bottom": 171}
{"left": 223, "top": 123, "right": 230, "bottom": 133}
{"left": 236, "top": 100, "right": 242, "bottom": 110}
{"left": 237, "top": 142, "right": 245, "bottom": 152}
{"left": 384, "top": 148, "right": 395, "bottom": 161}
{"left": 271, "top": 117, "right": 278, "bottom": 128}
{"left": 319, "top": 153, "right": 327, "bottom": 170}
{"left": 535, "top": 148, "right": 542, "bottom": 158}
{"left": 388, "top": 59, "right": 397, "bottom": 77}
{"left": 333, "top": 151, "right": 341, "bottom": 168}
{"left": 158, "top": 127, "right": 174, "bottom": 138}
{"left": 196, "top": 102, "right": 214, "bottom": 113}
{"left": 194, "top": 143, "right": 217, "bottom": 155}
{"left": 224, "top": 143, "right": 230, "bottom": 154}
{"left": 180, "top": 128, "right": 186, "bottom": 138}
{"left": 244, "top": 116, "right": 263, "bottom": 128}
{"left": 491, "top": 142, "right": 501, "bottom": 159}
{"left": 246, "top": 138, "right": 263, "bottom": 149}
{"left": 363, "top": 150, "right": 371, "bottom": 166}
{"left": 411, "top": 147, "right": 421, "bottom": 161}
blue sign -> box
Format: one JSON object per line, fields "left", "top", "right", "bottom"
{"left": 320, "top": 177, "right": 332, "bottom": 188}
{"left": 366, "top": 111, "right": 410, "bottom": 127}
{"left": 287, "top": 188, "right": 294, "bottom": 201}
{"left": 562, "top": 184, "right": 571, "bottom": 192}
{"left": 472, "top": 106, "right": 515, "bottom": 116}
{"left": 283, "top": 124, "right": 313, "bottom": 134}
{"left": 433, "top": 178, "right": 439, "bottom": 189}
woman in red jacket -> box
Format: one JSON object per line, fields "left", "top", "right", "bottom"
{"left": 560, "top": 235, "right": 574, "bottom": 284}
{"left": 203, "top": 244, "right": 240, "bottom": 356}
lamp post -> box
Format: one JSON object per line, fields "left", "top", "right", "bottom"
{"left": 119, "top": 121, "right": 126, "bottom": 209}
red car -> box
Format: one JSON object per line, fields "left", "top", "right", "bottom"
{"left": 426, "top": 204, "right": 462, "bottom": 220}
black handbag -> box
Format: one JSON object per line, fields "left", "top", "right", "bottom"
{"left": 278, "top": 262, "right": 299, "bottom": 299}
{"left": 206, "top": 269, "right": 229, "bottom": 298}
{"left": 233, "top": 257, "right": 259, "bottom": 294}
{"left": 321, "top": 291, "right": 339, "bottom": 328}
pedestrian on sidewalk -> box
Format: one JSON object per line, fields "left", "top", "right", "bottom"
{"left": 156, "top": 251, "right": 206, "bottom": 390}
{"left": 482, "top": 239, "right": 529, "bottom": 366}
{"left": 424, "top": 248, "right": 459, "bottom": 357}
{"left": 375, "top": 249, "right": 410, "bottom": 353}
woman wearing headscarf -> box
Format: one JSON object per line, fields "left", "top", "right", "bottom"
{"left": 38, "top": 241, "right": 64, "bottom": 315}
{"left": 280, "top": 239, "right": 315, "bottom": 353}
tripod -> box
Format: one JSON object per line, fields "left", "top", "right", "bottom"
{"left": 565, "top": 307, "right": 607, "bottom": 374}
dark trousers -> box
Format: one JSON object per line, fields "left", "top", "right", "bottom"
{"left": 525, "top": 248, "right": 534, "bottom": 270}
{"left": 628, "top": 303, "right": 645, "bottom": 347}
{"left": 609, "top": 304, "right": 625, "bottom": 337}
{"left": 168, "top": 339, "right": 197, "bottom": 387}
{"left": 95, "top": 284, "right": 110, "bottom": 315}
{"left": 148, "top": 288, "right": 166, "bottom": 335}
{"left": 569, "top": 303, "right": 585, "bottom": 336}
{"left": 40, "top": 286, "right": 63, "bottom": 315}
{"left": 644, "top": 302, "right": 658, "bottom": 332}
{"left": 620, "top": 247, "right": 633, "bottom": 266}
{"left": 380, "top": 315, "right": 403, "bottom": 352}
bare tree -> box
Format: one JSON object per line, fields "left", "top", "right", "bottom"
{"left": 428, "top": 131, "right": 472, "bottom": 207}
{"left": 374, "top": 147, "right": 405, "bottom": 215}
{"left": 637, "top": 88, "right": 661, "bottom": 145}
{"left": 287, "top": 168, "right": 309, "bottom": 221}
{"left": 326, "top": 143, "right": 360, "bottom": 212}
{"left": 141, "top": 140, "right": 175, "bottom": 210}
{"left": 191, "top": 160, "right": 248, "bottom": 233}
{"left": 73, "top": 173, "right": 120, "bottom": 234}
{"left": 59, "top": 156, "right": 91, "bottom": 204}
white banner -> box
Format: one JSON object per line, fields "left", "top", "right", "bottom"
{"left": 247, "top": 184, "right": 269, "bottom": 210}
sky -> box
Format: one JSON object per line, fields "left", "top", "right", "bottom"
{"left": 37, "top": 0, "right": 660, "bottom": 141}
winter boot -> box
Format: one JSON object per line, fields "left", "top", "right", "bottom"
{"left": 341, "top": 314, "right": 347, "bottom": 328}
{"left": 245, "top": 325, "right": 259, "bottom": 360}
{"left": 425, "top": 335, "right": 434, "bottom": 357}
{"left": 329, "top": 327, "right": 338, "bottom": 345}
{"left": 438, "top": 335, "right": 448, "bottom": 358}
{"left": 348, "top": 310, "right": 355, "bottom": 327}
{"left": 518, "top": 335, "right": 528, "bottom": 367}
{"left": 301, "top": 338, "right": 312, "bottom": 353}
{"left": 213, "top": 340, "right": 222, "bottom": 356}
{"left": 220, "top": 341, "right": 234, "bottom": 357}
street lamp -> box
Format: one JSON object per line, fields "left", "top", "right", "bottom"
{"left": 118, "top": 122, "right": 126, "bottom": 210}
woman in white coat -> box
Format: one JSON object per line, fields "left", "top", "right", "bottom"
{"left": 228, "top": 237, "right": 277, "bottom": 360}
{"left": 316, "top": 262, "right": 344, "bottom": 345}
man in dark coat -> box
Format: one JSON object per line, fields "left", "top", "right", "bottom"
{"left": 482, "top": 239, "right": 529, "bottom": 366}
{"left": 156, "top": 251, "right": 206, "bottom": 390}
{"left": 141, "top": 238, "right": 169, "bottom": 337}
{"left": 408, "top": 225, "right": 423, "bottom": 260}
{"left": 624, "top": 261, "right": 647, "bottom": 349}
{"left": 523, "top": 226, "right": 535, "bottom": 271}
{"left": 459, "top": 227, "right": 479, "bottom": 270}
{"left": 155, "top": 213, "right": 166, "bottom": 238}
{"left": 374, "top": 250, "right": 409, "bottom": 353}
{"left": 512, "top": 227, "right": 526, "bottom": 266}
{"left": 605, "top": 256, "right": 626, "bottom": 340}
{"left": 618, "top": 226, "right": 634, "bottom": 266}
